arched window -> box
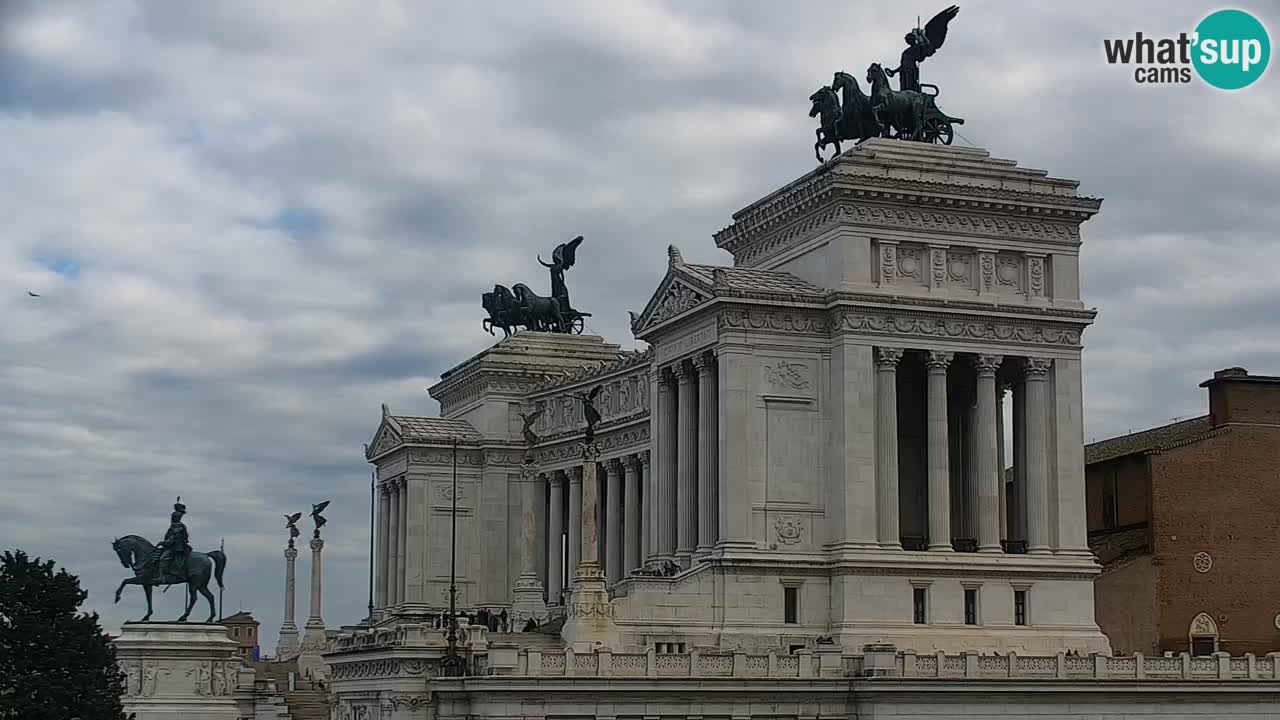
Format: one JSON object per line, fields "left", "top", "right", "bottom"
{"left": 1189, "top": 612, "right": 1219, "bottom": 656}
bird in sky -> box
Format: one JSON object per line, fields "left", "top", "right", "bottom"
{"left": 27, "top": 291, "right": 40, "bottom": 297}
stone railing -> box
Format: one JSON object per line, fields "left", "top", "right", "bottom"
{"left": 510, "top": 648, "right": 1280, "bottom": 681}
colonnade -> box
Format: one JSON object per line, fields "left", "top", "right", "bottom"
{"left": 875, "top": 347, "right": 1056, "bottom": 553}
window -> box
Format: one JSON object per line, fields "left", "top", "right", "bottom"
{"left": 1191, "top": 637, "right": 1216, "bottom": 656}
{"left": 788, "top": 644, "right": 805, "bottom": 655}
{"left": 964, "top": 588, "right": 979, "bottom": 625}
{"left": 232, "top": 627, "right": 240, "bottom": 638}
{"left": 1103, "top": 468, "right": 1119, "bottom": 529}
{"left": 1014, "top": 590, "right": 1028, "bottom": 626}
{"left": 784, "top": 586, "right": 799, "bottom": 624}
{"left": 913, "top": 587, "right": 927, "bottom": 624}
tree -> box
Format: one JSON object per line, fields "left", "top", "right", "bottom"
{"left": 0, "top": 550, "right": 130, "bottom": 720}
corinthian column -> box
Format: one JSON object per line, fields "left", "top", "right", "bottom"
{"left": 386, "top": 480, "right": 400, "bottom": 607}
{"left": 975, "top": 354, "right": 1004, "bottom": 553}
{"left": 695, "top": 352, "right": 717, "bottom": 559}
{"left": 926, "top": 351, "right": 953, "bottom": 551}
{"left": 547, "top": 471, "right": 565, "bottom": 604}
{"left": 1023, "top": 357, "right": 1053, "bottom": 554}
{"left": 568, "top": 466, "right": 583, "bottom": 586}
{"left": 397, "top": 478, "right": 408, "bottom": 601}
{"left": 657, "top": 369, "right": 678, "bottom": 561}
{"left": 875, "top": 347, "right": 903, "bottom": 549}
{"left": 676, "top": 361, "right": 697, "bottom": 566}
{"left": 305, "top": 536, "right": 325, "bottom": 629}
{"left": 623, "top": 455, "right": 641, "bottom": 574}
{"left": 374, "top": 486, "right": 389, "bottom": 615}
{"left": 605, "top": 459, "right": 623, "bottom": 585}
{"left": 276, "top": 543, "right": 299, "bottom": 655}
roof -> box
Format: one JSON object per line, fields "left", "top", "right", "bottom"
{"left": 221, "top": 611, "right": 257, "bottom": 625}
{"left": 681, "top": 264, "right": 826, "bottom": 296}
{"left": 1084, "top": 415, "right": 1213, "bottom": 465}
{"left": 389, "top": 415, "right": 484, "bottom": 442}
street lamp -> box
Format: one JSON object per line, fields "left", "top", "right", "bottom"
{"left": 441, "top": 437, "right": 467, "bottom": 677}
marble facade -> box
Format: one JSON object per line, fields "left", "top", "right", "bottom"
{"left": 361, "top": 140, "right": 1107, "bottom": 656}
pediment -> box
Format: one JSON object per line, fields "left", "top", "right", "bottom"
{"left": 365, "top": 405, "right": 404, "bottom": 459}
{"left": 632, "top": 270, "right": 713, "bottom": 335}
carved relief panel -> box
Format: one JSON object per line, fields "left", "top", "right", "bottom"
{"left": 876, "top": 240, "right": 1049, "bottom": 300}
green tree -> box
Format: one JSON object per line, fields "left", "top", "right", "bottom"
{"left": 0, "top": 550, "right": 130, "bottom": 720}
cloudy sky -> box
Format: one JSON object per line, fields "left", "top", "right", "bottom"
{"left": 2, "top": 0, "right": 1277, "bottom": 648}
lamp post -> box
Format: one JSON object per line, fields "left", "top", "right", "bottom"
{"left": 367, "top": 469, "right": 375, "bottom": 624}
{"left": 441, "top": 437, "right": 466, "bottom": 677}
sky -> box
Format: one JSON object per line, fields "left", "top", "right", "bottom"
{"left": 2, "top": 1, "right": 1278, "bottom": 650}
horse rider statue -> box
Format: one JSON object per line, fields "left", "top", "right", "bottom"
{"left": 155, "top": 497, "right": 191, "bottom": 583}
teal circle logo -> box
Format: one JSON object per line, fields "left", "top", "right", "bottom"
{"left": 1192, "top": 9, "right": 1270, "bottom": 90}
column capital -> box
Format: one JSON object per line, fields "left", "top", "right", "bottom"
{"left": 677, "top": 359, "right": 697, "bottom": 382}
{"left": 378, "top": 483, "right": 392, "bottom": 497}
{"left": 925, "top": 350, "right": 954, "bottom": 370}
{"left": 640, "top": 449, "right": 651, "bottom": 468}
{"left": 875, "top": 347, "right": 904, "bottom": 369}
{"left": 623, "top": 454, "right": 641, "bottom": 472}
{"left": 974, "top": 354, "right": 1003, "bottom": 375}
{"left": 606, "top": 456, "right": 624, "bottom": 476}
{"left": 550, "top": 469, "right": 566, "bottom": 487}
{"left": 692, "top": 352, "right": 716, "bottom": 375}
{"left": 1022, "top": 357, "right": 1053, "bottom": 377}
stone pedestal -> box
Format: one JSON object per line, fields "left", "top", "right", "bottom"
{"left": 561, "top": 444, "right": 619, "bottom": 651}
{"left": 115, "top": 623, "right": 250, "bottom": 720}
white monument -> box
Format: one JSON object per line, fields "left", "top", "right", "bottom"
{"left": 115, "top": 623, "right": 254, "bottom": 720}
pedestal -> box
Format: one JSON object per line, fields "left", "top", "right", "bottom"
{"left": 115, "top": 623, "right": 251, "bottom": 720}
{"left": 560, "top": 443, "right": 619, "bottom": 651}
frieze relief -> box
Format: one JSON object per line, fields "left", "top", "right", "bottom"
{"left": 837, "top": 310, "right": 1082, "bottom": 346}
{"left": 534, "top": 424, "right": 650, "bottom": 466}
{"left": 729, "top": 202, "right": 1083, "bottom": 266}
{"left": 773, "top": 515, "right": 804, "bottom": 545}
{"left": 643, "top": 280, "right": 711, "bottom": 330}
{"left": 534, "top": 369, "right": 651, "bottom": 436}
{"left": 762, "top": 360, "right": 813, "bottom": 394}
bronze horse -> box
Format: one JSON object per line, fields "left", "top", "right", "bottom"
{"left": 112, "top": 535, "right": 226, "bottom": 622}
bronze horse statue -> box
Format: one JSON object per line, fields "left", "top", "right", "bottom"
{"left": 809, "top": 85, "right": 843, "bottom": 163}
{"left": 831, "top": 71, "right": 880, "bottom": 143}
{"left": 867, "top": 62, "right": 927, "bottom": 141}
{"left": 112, "top": 535, "right": 227, "bottom": 622}
{"left": 512, "top": 283, "right": 564, "bottom": 333}
{"left": 483, "top": 284, "right": 524, "bottom": 337}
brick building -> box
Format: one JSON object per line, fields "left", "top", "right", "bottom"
{"left": 1087, "top": 367, "right": 1280, "bottom": 655}
{"left": 222, "top": 610, "right": 260, "bottom": 660}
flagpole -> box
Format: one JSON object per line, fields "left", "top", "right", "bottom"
{"left": 218, "top": 537, "right": 225, "bottom": 621}
{"left": 367, "top": 469, "right": 375, "bottom": 623}
{"left": 442, "top": 437, "right": 465, "bottom": 676}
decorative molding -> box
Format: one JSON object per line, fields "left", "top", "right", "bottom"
{"left": 995, "top": 253, "right": 1022, "bottom": 288}
{"left": 978, "top": 251, "right": 996, "bottom": 292}
{"left": 837, "top": 310, "right": 1084, "bottom": 347}
{"left": 644, "top": 280, "right": 711, "bottom": 331}
{"left": 928, "top": 246, "right": 947, "bottom": 290}
{"left": 879, "top": 241, "right": 898, "bottom": 286}
{"left": 773, "top": 515, "right": 804, "bottom": 545}
{"left": 409, "top": 449, "right": 485, "bottom": 466}
{"left": 1023, "top": 357, "right": 1053, "bottom": 376}
{"left": 897, "top": 246, "right": 921, "bottom": 279}
{"left": 1190, "top": 611, "right": 1218, "bottom": 636}
{"left": 719, "top": 309, "right": 829, "bottom": 335}
{"left": 874, "top": 347, "right": 904, "bottom": 368}
{"left": 1027, "top": 254, "right": 1047, "bottom": 298}
{"left": 926, "top": 351, "right": 954, "bottom": 370}
{"left": 946, "top": 251, "right": 972, "bottom": 285}
{"left": 974, "top": 354, "right": 1004, "bottom": 374}
{"left": 763, "top": 361, "right": 811, "bottom": 391}
{"left": 1193, "top": 551, "right": 1213, "bottom": 574}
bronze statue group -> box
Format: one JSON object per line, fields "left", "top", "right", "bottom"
{"left": 810, "top": 5, "right": 965, "bottom": 161}
{"left": 482, "top": 236, "right": 592, "bottom": 337}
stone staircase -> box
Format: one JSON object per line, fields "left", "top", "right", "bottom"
{"left": 284, "top": 686, "right": 331, "bottom": 720}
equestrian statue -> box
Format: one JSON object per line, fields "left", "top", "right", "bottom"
{"left": 112, "top": 498, "right": 227, "bottom": 622}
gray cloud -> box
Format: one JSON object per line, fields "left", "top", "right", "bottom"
{"left": 1, "top": 0, "right": 1277, "bottom": 646}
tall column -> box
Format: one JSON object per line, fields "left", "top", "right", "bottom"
{"left": 606, "top": 459, "right": 624, "bottom": 585}
{"left": 513, "top": 463, "right": 549, "bottom": 623}
{"left": 640, "top": 451, "right": 652, "bottom": 563}
{"left": 1024, "top": 357, "right": 1053, "bottom": 554}
{"left": 1011, "top": 379, "right": 1027, "bottom": 544}
{"left": 277, "top": 542, "right": 299, "bottom": 655}
{"left": 624, "top": 455, "right": 642, "bottom": 574}
{"left": 577, "top": 449, "right": 601, "bottom": 574}
{"left": 997, "top": 383, "right": 1008, "bottom": 544}
{"left": 676, "top": 361, "right": 698, "bottom": 566}
{"left": 386, "top": 480, "right": 400, "bottom": 607}
{"left": 926, "top": 351, "right": 953, "bottom": 551}
{"left": 397, "top": 479, "right": 409, "bottom": 601}
{"left": 695, "top": 352, "right": 717, "bottom": 558}
{"left": 964, "top": 403, "right": 977, "bottom": 541}
{"left": 548, "top": 471, "right": 566, "bottom": 604}
{"left": 975, "top": 354, "right": 1004, "bottom": 553}
{"left": 568, "top": 466, "right": 583, "bottom": 586}
{"left": 659, "top": 368, "right": 679, "bottom": 559}
{"left": 875, "top": 347, "right": 903, "bottom": 549}
{"left": 562, "top": 443, "right": 618, "bottom": 651}
{"left": 375, "top": 486, "right": 390, "bottom": 614}
{"left": 306, "top": 536, "right": 325, "bottom": 627}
